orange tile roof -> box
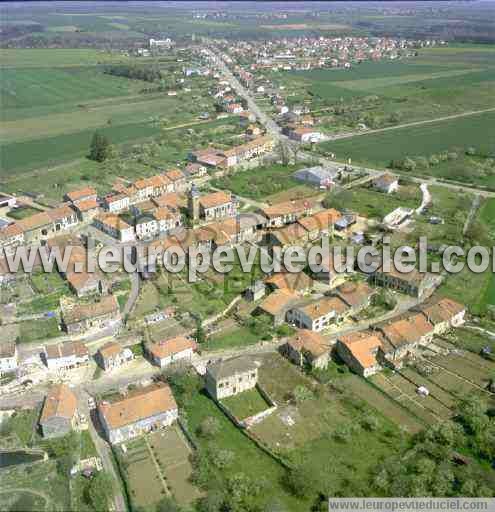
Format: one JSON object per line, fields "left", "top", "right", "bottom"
{"left": 74, "top": 198, "right": 99, "bottom": 212}
{"left": 148, "top": 336, "right": 196, "bottom": 360}
{"left": 40, "top": 384, "right": 77, "bottom": 423}
{"left": 0, "top": 222, "right": 23, "bottom": 239}
{"left": 95, "top": 213, "right": 131, "bottom": 231}
{"left": 336, "top": 281, "right": 374, "bottom": 308}
{"left": 165, "top": 169, "right": 185, "bottom": 182}
{"left": 265, "top": 271, "right": 313, "bottom": 292}
{"left": 45, "top": 341, "right": 88, "bottom": 360}
{"left": 287, "top": 329, "right": 330, "bottom": 358}
{"left": 297, "top": 209, "right": 342, "bottom": 233}
{"left": 98, "top": 341, "right": 123, "bottom": 360}
{"left": 62, "top": 295, "right": 120, "bottom": 325}
{"left": 299, "top": 296, "right": 349, "bottom": 320}
{"left": 378, "top": 313, "right": 433, "bottom": 349}
{"left": 199, "top": 191, "right": 232, "bottom": 209}
{"left": 258, "top": 288, "right": 298, "bottom": 316}
{"left": 273, "top": 223, "right": 308, "bottom": 245}
{"left": 262, "top": 198, "right": 315, "bottom": 219}
{"left": 419, "top": 297, "right": 465, "bottom": 325}
{"left": 339, "top": 331, "right": 383, "bottom": 370}
{"left": 47, "top": 204, "right": 76, "bottom": 223}
{"left": 153, "top": 207, "right": 179, "bottom": 222}
{"left": 66, "top": 187, "right": 97, "bottom": 202}
{"left": 98, "top": 383, "right": 177, "bottom": 430}
{"left": 17, "top": 211, "right": 51, "bottom": 232}
{"left": 152, "top": 192, "right": 185, "bottom": 209}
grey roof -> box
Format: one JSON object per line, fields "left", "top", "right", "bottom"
{"left": 206, "top": 356, "right": 258, "bottom": 380}
{"left": 293, "top": 166, "right": 339, "bottom": 183}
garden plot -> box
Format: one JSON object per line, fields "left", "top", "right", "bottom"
{"left": 148, "top": 427, "right": 202, "bottom": 506}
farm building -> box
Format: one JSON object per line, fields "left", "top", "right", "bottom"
{"left": 283, "top": 329, "right": 331, "bottom": 369}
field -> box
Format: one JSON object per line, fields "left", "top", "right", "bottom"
{"left": 19, "top": 317, "right": 61, "bottom": 343}
{"left": 221, "top": 387, "right": 271, "bottom": 420}
{"left": 319, "top": 111, "right": 495, "bottom": 184}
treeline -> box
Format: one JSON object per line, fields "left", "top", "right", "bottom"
{"left": 104, "top": 64, "right": 162, "bottom": 82}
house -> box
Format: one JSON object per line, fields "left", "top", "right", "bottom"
{"left": 134, "top": 207, "right": 182, "bottom": 240}
{"left": 336, "top": 331, "right": 384, "bottom": 377}
{"left": 17, "top": 205, "right": 79, "bottom": 244}
{"left": 284, "top": 329, "right": 331, "bottom": 369}
{"left": 96, "top": 342, "right": 133, "bottom": 371}
{"left": 195, "top": 191, "right": 237, "bottom": 222}
{"left": 98, "top": 383, "right": 178, "bottom": 444}
{"left": 184, "top": 162, "right": 208, "bottom": 179}
{"left": 266, "top": 222, "right": 309, "bottom": 248}
{"left": 289, "top": 127, "right": 324, "bottom": 143}
{"left": 226, "top": 103, "right": 244, "bottom": 114}
{"left": 0, "top": 340, "right": 18, "bottom": 376}
{"left": 39, "top": 384, "right": 78, "bottom": 438}
{"left": 64, "top": 187, "right": 97, "bottom": 204}
{"left": 293, "top": 166, "right": 340, "bottom": 188}
{"left": 260, "top": 198, "right": 315, "bottom": 228}
{"left": 93, "top": 214, "right": 135, "bottom": 242}
{"left": 103, "top": 193, "right": 130, "bottom": 213}
{"left": 287, "top": 296, "right": 349, "bottom": 332}
{"left": 334, "top": 281, "right": 376, "bottom": 314}
{"left": 265, "top": 271, "right": 313, "bottom": 294}
{"left": 297, "top": 209, "right": 342, "bottom": 240}
{"left": 370, "top": 263, "right": 440, "bottom": 299}
{"left": 374, "top": 313, "right": 434, "bottom": 367}
{"left": 0, "top": 223, "right": 25, "bottom": 252}
{"left": 417, "top": 297, "right": 466, "bottom": 334}
{"left": 164, "top": 169, "right": 188, "bottom": 193}
{"left": 72, "top": 198, "right": 100, "bottom": 223}
{"left": 66, "top": 271, "right": 105, "bottom": 298}
{"left": 146, "top": 336, "right": 197, "bottom": 368}
{"left": 205, "top": 356, "right": 258, "bottom": 401}
{"left": 372, "top": 174, "right": 399, "bottom": 194}
{"left": 44, "top": 341, "right": 89, "bottom": 370}
{"left": 256, "top": 288, "right": 299, "bottom": 326}
{"left": 61, "top": 295, "right": 121, "bottom": 335}
{"left": 190, "top": 148, "right": 227, "bottom": 169}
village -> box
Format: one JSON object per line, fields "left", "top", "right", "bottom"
{"left": 0, "top": 18, "right": 494, "bottom": 512}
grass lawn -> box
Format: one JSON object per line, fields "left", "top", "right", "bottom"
{"left": 0, "top": 408, "right": 38, "bottom": 448}
{"left": 19, "top": 317, "right": 60, "bottom": 343}
{"left": 221, "top": 387, "right": 271, "bottom": 420}
{"left": 6, "top": 205, "right": 43, "bottom": 220}
{"left": 79, "top": 430, "right": 98, "bottom": 460}
{"left": 205, "top": 326, "right": 260, "bottom": 352}
{"left": 17, "top": 291, "right": 66, "bottom": 315}
{"left": 212, "top": 163, "right": 309, "bottom": 201}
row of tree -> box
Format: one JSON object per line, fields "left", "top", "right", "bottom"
{"left": 104, "top": 64, "right": 162, "bottom": 82}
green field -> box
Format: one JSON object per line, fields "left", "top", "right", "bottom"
{"left": 319, "top": 111, "right": 495, "bottom": 184}
{"left": 221, "top": 387, "right": 271, "bottom": 420}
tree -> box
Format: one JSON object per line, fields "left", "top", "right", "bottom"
{"left": 197, "top": 416, "right": 221, "bottom": 438}
{"left": 89, "top": 131, "right": 111, "bottom": 162}
{"left": 402, "top": 157, "right": 417, "bottom": 172}
{"left": 155, "top": 497, "right": 180, "bottom": 512}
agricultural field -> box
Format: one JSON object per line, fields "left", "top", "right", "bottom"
{"left": 318, "top": 111, "right": 495, "bottom": 186}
